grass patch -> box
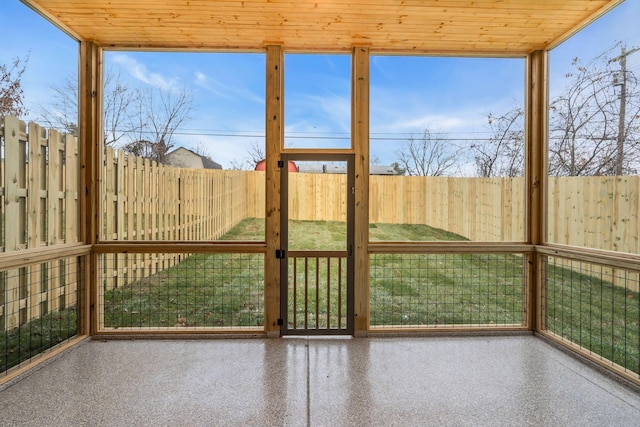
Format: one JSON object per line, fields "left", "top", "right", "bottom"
{"left": 545, "top": 261, "right": 640, "bottom": 374}
{"left": 369, "top": 222, "right": 467, "bottom": 241}
{"left": 0, "top": 308, "right": 77, "bottom": 374}
{"left": 370, "top": 252, "right": 526, "bottom": 326}
{"left": 103, "top": 253, "right": 264, "bottom": 328}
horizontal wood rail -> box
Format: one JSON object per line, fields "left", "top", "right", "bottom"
{"left": 536, "top": 244, "right": 640, "bottom": 272}
{"left": 369, "top": 242, "right": 534, "bottom": 254}
{"left": 288, "top": 250, "right": 347, "bottom": 258}
{"left": 0, "top": 243, "right": 91, "bottom": 271}
{"left": 280, "top": 149, "right": 355, "bottom": 157}
{"left": 93, "top": 241, "right": 267, "bottom": 254}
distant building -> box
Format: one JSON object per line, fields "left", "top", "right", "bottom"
{"left": 164, "top": 147, "right": 222, "bottom": 170}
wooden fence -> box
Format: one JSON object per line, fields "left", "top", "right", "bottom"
{"left": 285, "top": 174, "right": 639, "bottom": 256}
{"left": 0, "top": 116, "right": 80, "bottom": 330}
{"left": 3, "top": 115, "right": 640, "bottom": 329}
{"left": 100, "top": 147, "right": 264, "bottom": 291}
{"left": 285, "top": 174, "right": 526, "bottom": 241}
{"left": 368, "top": 175, "right": 526, "bottom": 241}
{"left": 548, "top": 175, "right": 640, "bottom": 253}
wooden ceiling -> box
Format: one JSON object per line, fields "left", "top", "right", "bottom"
{"left": 23, "top": 0, "right": 622, "bottom": 54}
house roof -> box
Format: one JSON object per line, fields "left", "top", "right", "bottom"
{"left": 201, "top": 156, "right": 222, "bottom": 170}
{"left": 22, "top": 0, "right": 621, "bottom": 55}
{"left": 165, "top": 147, "right": 222, "bottom": 169}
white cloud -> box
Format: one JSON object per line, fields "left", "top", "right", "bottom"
{"left": 393, "top": 114, "right": 466, "bottom": 132}
{"left": 193, "top": 70, "right": 263, "bottom": 104}
{"left": 110, "top": 53, "right": 178, "bottom": 90}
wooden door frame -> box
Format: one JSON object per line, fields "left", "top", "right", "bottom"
{"left": 279, "top": 152, "right": 355, "bottom": 335}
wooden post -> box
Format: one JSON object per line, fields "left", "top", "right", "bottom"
{"left": 265, "top": 45, "right": 283, "bottom": 337}
{"left": 3, "top": 116, "right": 26, "bottom": 329}
{"left": 352, "top": 46, "right": 370, "bottom": 336}
{"left": 79, "top": 41, "right": 101, "bottom": 335}
{"left": 104, "top": 147, "right": 115, "bottom": 290}
{"left": 48, "top": 130, "right": 63, "bottom": 312}
{"left": 116, "top": 149, "right": 126, "bottom": 286}
{"left": 65, "top": 133, "right": 79, "bottom": 306}
{"left": 526, "top": 50, "right": 548, "bottom": 332}
{"left": 28, "top": 122, "right": 45, "bottom": 320}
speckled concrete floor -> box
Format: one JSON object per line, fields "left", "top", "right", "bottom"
{"left": 1, "top": 335, "right": 639, "bottom": 426}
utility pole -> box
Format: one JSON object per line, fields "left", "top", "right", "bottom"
{"left": 610, "top": 45, "right": 639, "bottom": 176}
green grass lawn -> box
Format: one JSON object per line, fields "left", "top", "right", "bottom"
{"left": 0, "top": 308, "right": 77, "bottom": 373}
{"left": 2, "top": 218, "right": 638, "bottom": 376}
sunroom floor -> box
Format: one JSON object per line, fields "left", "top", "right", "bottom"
{"left": 1, "top": 334, "right": 639, "bottom": 426}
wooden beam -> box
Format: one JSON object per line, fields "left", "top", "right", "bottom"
{"left": 526, "top": 50, "right": 548, "bottom": 333}
{"left": 264, "top": 45, "right": 283, "bottom": 337}
{"left": 545, "top": 0, "right": 624, "bottom": 51}
{"left": 19, "top": 0, "right": 82, "bottom": 41}
{"left": 0, "top": 244, "right": 91, "bottom": 271}
{"left": 352, "top": 46, "right": 370, "bottom": 337}
{"left": 369, "top": 243, "right": 534, "bottom": 254}
{"left": 93, "top": 242, "right": 266, "bottom": 254}
{"left": 79, "top": 41, "right": 101, "bottom": 336}
{"left": 536, "top": 244, "right": 640, "bottom": 273}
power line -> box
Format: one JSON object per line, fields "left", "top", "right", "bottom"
{"left": 114, "top": 129, "right": 499, "bottom": 142}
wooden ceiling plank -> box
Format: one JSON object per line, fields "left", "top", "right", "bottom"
{"left": 21, "top": 0, "right": 618, "bottom": 54}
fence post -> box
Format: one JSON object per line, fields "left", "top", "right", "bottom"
{"left": 3, "top": 116, "right": 27, "bottom": 329}
{"left": 65, "top": 133, "right": 79, "bottom": 306}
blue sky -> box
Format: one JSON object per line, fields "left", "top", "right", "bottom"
{"left": 1, "top": 0, "right": 639, "bottom": 170}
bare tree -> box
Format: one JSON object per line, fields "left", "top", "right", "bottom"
{"left": 193, "top": 141, "right": 212, "bottom": 158}
{"left": 396, "top": 129, "right": 458, "bottom": 176}
{"left": 40, "top": 71, "right": 137, "bottom": 145}
{"left": 0, "top": 55, "right": 29, "bottom": 117}
{"left": 230, "top": 140, "right": 265, "bottom": 170}
{"left": 40, "top": 70, "right": 192, "bottom": 159}
{"left": 119, "top": 139, "right": 157, "bottom": 159}
{"left": 39, "top": 74, "right": 78, "bottom": 135}
{"left": 103, "top": 74, "right": 138, "bottom": 146}
{"left": 549, "top": 45, "right": 640, "bottom": 176}
{"left": 471, "top": 107, "right": 524, "bottom": 177}
{"left": 125, "top": 85, "right": 193, "bottom": 162}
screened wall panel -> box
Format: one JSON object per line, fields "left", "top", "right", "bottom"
{"left": 99, "top": 252, "right": 264, "bottom": 330}
{"left": 370, "top": 253, "right": 528, "bottom": 328}
{"left": 369, "top": 56, "right": 525, "bottom": 242}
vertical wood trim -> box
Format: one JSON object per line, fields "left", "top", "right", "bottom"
{"left": 265, "top": 45, "right": 283, "bottom": 337}
{"left": 27, "top": 122, "right": 43, "bottom": 321}
{"left": 526, "top": 50, "right": 548, "bottom": 332}
{"left": 79, "top": 41, "right": 101, "bottom": 335}
{"left": 352, "top": 46, "right": 370, "bottom": 336}
{"left": 65, "top": 133, "right": 79, "bottom": 244}
{"left": 27, "top": 122, "right": 43, "bottom": 249}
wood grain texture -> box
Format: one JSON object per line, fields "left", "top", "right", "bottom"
{"left": 526, "top": 50, "right": 548, "bottom": 332}
{"left": 353, "top": 46, "right": 370, "bottom": 335}
{"left": 264, "top": 45, "right": 284, "bottom": 336}
{"left": 22, "top": 0, "right": 621, "bottom": 54}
